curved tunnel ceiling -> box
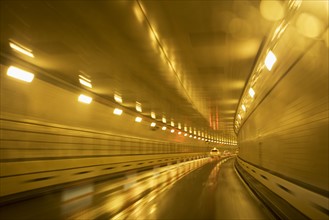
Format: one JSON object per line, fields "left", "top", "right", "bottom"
{"left": 0, "top": 0, "right": 277, "bottom": 140}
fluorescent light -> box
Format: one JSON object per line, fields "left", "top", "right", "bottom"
{"left": 135, "top": 117, "right": 142, "bottom": 122}
{"left": 79, "top": 78, "right": 92, "bottom": 88}
{"left": 78, "top": 94, "right": 92, "bottom": 104}
{"left": 249, "top": 88, "right": 255, "bottom": 98}
{"left": 151, "top": 112, "right": 156, "bottom": 119}
{"left": 7, "top": 66, "right": 34, "bottom": 82}
{"left": 9, "top": 42, "right": 34, "bottom": 58}
{"left": 150, "top": 122, "right": 156, "bottom": 127}
{"left": 162, "top": 126, "right": 167, "bottom": 131}
{"left": 114, "top": 94, "right": 122, "bottom": 103}
{"left": 265, "top": 50, "right": 277, "bottom": 71}
{"left": 113, "top": 108, "right": 123, "bottom": 115}
{"left": 242, "top": 104, "right": 246, "bottom": 112}
{"left": 136, "top": 102, "right": 142, "bottom": 112}
{"left": 78, "top": 75, "right": 91, "bottom": 82}
{"left": 171, "top": 129, "right": 175, "bottom": 133}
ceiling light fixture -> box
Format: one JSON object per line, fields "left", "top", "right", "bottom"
{"left": 113, "top": 108, "right": 123, "bottom": 115}
{"left": 114, "top": 94, "right": 123, "bottom": 103}
{"left": 78, "top": 94, "right": 92, "bottom": 104}
{"left": 79, "top": 78, "right": 92, "bottom": 88}
{"left": 249, "top": 88, "right": 255, "bottom": 98}
{"left": 136, "top": 102, "right": 142, "bottom": 112}
{"left": 265, "top": 50, "right": 277, "bottom": 71}
{"left": 7, "top": 66, "right": 34, "bottom": 83}
{"left": 9, "top": 42, "right": 34, "bottom": 58}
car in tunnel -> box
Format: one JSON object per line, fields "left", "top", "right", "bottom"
{"left": 210, "top": 148, "right": 220, "bottom": 157}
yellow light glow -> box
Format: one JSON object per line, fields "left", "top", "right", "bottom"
{"left": 135, "top": 117, "right": 142, "bottom": 122}
{"left": 79, "top": 78, "right": 92, "bottom": 88}
{"left": 171, "top": 121, "right": 174, "bottom": 127}
{"left": 136, "top": 102, "right": 142, "bottom": 112}
{"left": 184, "top": 133, "right": 188, "bottom": 136}
{"left": 171, "top": 129, "right": 175, "bottom": 133}
{"left": 194, "top": 136, "right": 197, "bottom": 139}
{"left": 178, "top": 131, "right": 182, "bottom": 135}
{"left": 114, "top": 94, "right": 122, "bottom": 103}
{"left": 249, "top": 88, "right": 255, "bottom": 98}
{"left": 238, "top": 114, "right": 242, "bottom": 120}
{"left": 198, "top": 137, "right": 201, "bottom": 140}
{"left": 151, "top": 122, "right": 156, "bottom": 127}
{"left": 78, "top": 75, "right": 91, "bottom": 82}
{"left": 184, "top": 127, "right": 187, "bottom": 132}
{"left": 7, "top": 66, "right": 34, "bottom": 83}
{"left": 78, "top": 94, "right": 92, "bottom": 104}
{"left": 265, "top": 50, "right": 277, "bottom": 71}
{"left": 178, "top": 123, "right": 181, "bottom": 129}
{"left": 9, "top": 42, "right": 34, "bottom": 58}
{"left": 113, "top": 108, "right": 123, "bottom": 115}
{"left": 242, "top": 104, "right": 246, "bottom": 112}
{"left": 151, "top": 112, "right": 156, "bottom": 119}
{"left": 296, "top": 13, "right": 325, "bottom": 39}
{"left": 162, "top": 117, "right": 166, "bottom": 123}
{"left": 260, "top": 0, "right": 284, "bottom": 21}
{"left": 162, "top": 126, "right": 167, "bottom": 131}
{"left": 189, "top": 135, "right": 193, "bottom": 138}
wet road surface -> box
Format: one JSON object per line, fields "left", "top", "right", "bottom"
{"left": 0, "top": 157, "right": 272, "bottom": 220}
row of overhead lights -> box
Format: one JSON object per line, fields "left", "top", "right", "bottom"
{"left": 235, "top": 49, "right": 277, "bottom": 132}
{"left": 110, "top": 94, "right": 236, "bottom": 144}
{"left": 72, "top": 80, "right": 238, "bottom": 144}
{"left": 75, "top": 91, "right": 237, "bottom": 144}
{"left": 6, "top": 40, "right": 237, "bottom": 145}
{"left": 236, "top": 0, "right": 328, "bottom": 133}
